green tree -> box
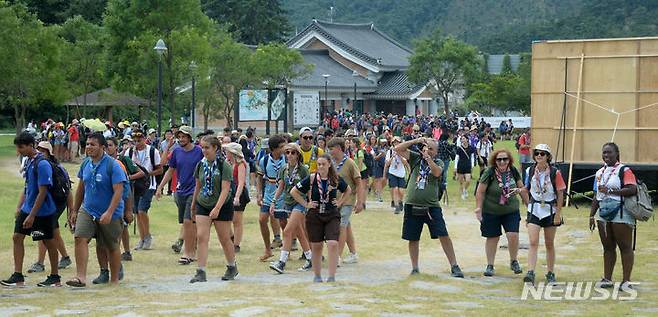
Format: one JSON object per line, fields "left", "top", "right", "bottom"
{"left": 407, "top": 30, "right": 480, "bottom": 115}
{"left": 501, "top": 53, "right": 513, "bottom": 74}
{"left": 0, "top": 2, "right": 67, "bottom": 134}
{"left": 202, "top": 0, "right": 291, "bottom": 45}
{"left": 252, "top": 43, "right": 313, "bottom": 88}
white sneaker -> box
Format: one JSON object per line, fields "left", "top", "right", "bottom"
{"left": 343, "top": 253, "right": 359, "bottom": 264}
{"left": 142, "top": 235, "right": 153, "bottom": 250}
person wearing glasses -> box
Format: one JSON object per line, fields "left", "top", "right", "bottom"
{"left": 522, "top": 144, "right": 566, "bottom": 285}
{"left": 269, "top": 143, "right": 313, "bottom": 273}
{"left": 474, "top": 149, "right": 529, "bottom": 277}
{"left": 299, "top": 127, "right": 324, "bottom": 173}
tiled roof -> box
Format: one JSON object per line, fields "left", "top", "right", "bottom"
{"left": 486, "top": 54, "right": 520, "bottom": 74}
{"left": 366, "top": 71, "right": 425, "bottom": 100}
{"left": 288, "top": 20, "right": 412, "bottom": 69}
{"left": 290, "top": 49, "right": 377, "bottom": 90}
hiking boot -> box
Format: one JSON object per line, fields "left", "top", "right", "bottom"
{"left": 1, "top": 272, "right": 25, "bottom": 287}
{"left": 343, "top": 253, "right": 359, "bottom": 264}
{"left": 313, "top": 275, "right": 323, "bottom": 283}
{"left": 171, "top": 239, "right": 183, "bottom": 254}
{"left": 298, "top": 259, "right": 312, "bottom": 272}
{"left": 451, "top": 265, "right": 464, "bottom": 278}
{"left": 545, "top": 271, "right": 556, "bottom": 285}
{"left": 92, "top": 269, "right": 109, "bottom": 284}
{"left": 483, "top": 265, "right": 495, "bottom": 277}
{"left": 410, "top": 268, "right": 420, "bottom": 275}
{"left": 121, "top": 251, "right": 133, "bottom": 261}
{"left": 37, "top": 274, "right": 61, "bottom": 287}
{"left": 190, "top": 269, "right": 207, "bottom": 283}
{"left": 234, "top": 245, "right": 241, "bottom": 253}
{"left": 269, "top": 261, "right": 286, "bottom": 274}
{"left": 134, "top": 239, "right": 144, "bottom": 251}
{"left": 58, "top": 256, "right": 72, "bottom": 269}
{"left": 291, "top": 239, "right": 298, "bottom": 251}
{"left": 510, "top": 260, "right": 523, "bottom": 274}
{"left": 270, "top": 238, "right": 283, "bottom": 249}
{"left": 523, "top": 271, "right": 535, "bottom": 285}
{"left": 326, "top": 276, "right": 336, "bottom": 283}
{"left": 27, "top": 262, "right": 45, "bottom": 273}
{"left": 221, "top": 265, "right": 239, "bottom": 281}
{"left": 596, "top": 278, "right": 614, "bottom": 288}
{"left": 142, "top": 235, "right": 153, "bottom": 250}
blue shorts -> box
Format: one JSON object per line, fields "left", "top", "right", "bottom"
{"left": 480, "top": 211, "right": 520, "bottom": 237}
{"left": 402, "top": 205, "right": 448, "bottom": 240}
{"left": 134, "top": 189, "right": 155, "bottom": 213}
{"left": 286, "top": 203, "right": 307, "bottom": 215}
{"left": 388, "top": 174, "right": 406, "bottom": 188}
{"left": 261, "top": 205, "right": 289, "bottom": 220}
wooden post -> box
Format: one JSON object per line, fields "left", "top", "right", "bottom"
{"left": 566, "top": 54, "right": 585, "bottom": 206}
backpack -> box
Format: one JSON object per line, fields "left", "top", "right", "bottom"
{"left": 127, "top": 146, "right": 156, "bottom": 196}
{"left": 357, "top": 149, "right": 373, "bottom": 172}
{"left": 34, "top": 157, "right": 71, "bottom": 212}
{"left": 619, "top": 166, "right": 653, "bottom": 222}
{"left": 525, "top": 165, "right": 564, "bottom": 206}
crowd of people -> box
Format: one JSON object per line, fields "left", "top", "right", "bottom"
{"left": 1, "top": 112, "right": 640, "bottom": 291}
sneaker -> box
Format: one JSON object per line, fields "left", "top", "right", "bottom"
{"left": 190, "top": 269, "right": 207, "bottom": 283}
{"left": 37, "top": 274, "right": 61, "bottom": 287}
{"left": 390, "top": 201, "right": 395, "bottom": 208}
{"left": 171, "top": 239, "right": 183, "bottom": 254}
{"left": 596, "top": 278, "right": 614, "bottom": 288}
{"left": 92, "top": 269, "right": 109, "bottom": 284}
{"left": 451, "top": 265, "right": 464, "bottom": 278}
{"left": 545, "top": 271, "right": 556, "bottom": 285}
{"left": 410, "top": 268, "right": 420, "bottom": 275}
{"left": 483, "top": 265, "right": 495, "bottom": 277}
{"left": 343, "top": 253, "right": 359, "bottom": 264}
{"left": 523, "top": 271, "right": 536, "bottom": 285}
{"left": 326, "top": 276, "right": 336, "bottom": 282}
{"left": 398, "top": 202, "right": 404, "bottom": 211}
{"left": 1, "top": 272, "right": 25, "bottom": 287}
{"left": 298, "top": 259, "right": 312, "bottom": 272}
{"left": 291, "top": 239, "right": 298, "bottom": 251}
{"left": 121, "top": 251, "right": 133, "bottom": 261}
{"left": 270, "top": 239, "right": 283, "bottom": 250}
{"left": 394, "top": 204, "right": 401, "bottom": 214}
{"left": 134, "top": 239, "right": 144, "bottom": 251}
{"left": 313, "top": 275, "right": 323, "bottom": 283}
{"left": 510, "top": 260, "right": 523, "bottom": 274}
{"left": 619, "top": 281, "right": 634, "bottom": 291}
{"left": 58, "top": 256, "right": 72, "bottom": 269}
{"left": 27, "top": 262, "right": 45, "bottom": 273}
{"left": 269, "top": 261, "right": 286, "bottom": 274}
{"left": 234, "top": 245, "right": 241, "bottom": 253}
{"left": 298, "top": 253, "right": 307, "bottom": 261}
{"left": 142, "top": 235, "right": 153, "bottom": 250}
{"left": 221, "top": 265, "right": 239, "bottom": 281}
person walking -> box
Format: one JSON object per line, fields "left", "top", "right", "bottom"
{"left": 65, "top": 132, "right": 127, "bottom": 287}
{"left": 256, "top": 135, "right": 287, "bottom": 261}
{"left": 394, "top": 137, "right": 464, "bottom": 277}
{"left": 523, "top": 144, "right": 566, "bottom": 285}
{"left": 189, "top": 136, "right": 238, "bottom": 283}
{"left": 291, "top": 154, "right": 351, "bottom": 282}
{"left": 590, "top": 142, "right": 638, "bottom": 290}
{"left": 156, "top": 126, "right": 203, "bottom": 264}
{"left": 299, "top": 127, "right": 324, "bottom": 173}
{"left": 269, "top": 143, "right": 313, "bottom": 273}
{"left": 518, "top": 129, "right": 532, "bottom": 165}
{"left": 384, "top": 137, "right": 409, "bottom": 214}
{"left": 222, "top": 142, "right": 250, "bottom": 253}
{"left": 454, "top": 136, "right": 476, "bottom": 200}
{"left": 2, "top": 133, "right": 63, "bottom": 287}
{"left": 474, "top": 149, "right": 529, "bottom": 277}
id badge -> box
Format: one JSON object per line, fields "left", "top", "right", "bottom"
{"left": 319, "top": 203, "right": 326, "bottom": 214}
{"left": 417, "top": 178, "right": 426, "bottom": 190}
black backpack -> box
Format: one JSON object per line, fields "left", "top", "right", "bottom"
{"left": 127, "top": 146, "right": 156, "bottom": 196}
{"left": 359, "top": 149, "right": 374, "bottom": 171}
{"left": 34, "top": 157, "right": 71, "bottom": 212}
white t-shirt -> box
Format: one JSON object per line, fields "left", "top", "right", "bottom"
{"left": 476, "top": 140, "right": 493, "bottom": 158}
{"left": 594, "top": 164, "right": 625, "bottom": 202}
{"left": 526, "top": 167, "right": 556, "bottom": 219}
{"left": 386, "top": 149, "right": 406, "bottom": 178}
{"left": 130, "top": 145, "right": 162, "bottom": 190}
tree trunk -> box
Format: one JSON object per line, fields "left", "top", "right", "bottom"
{"left": 14, "top": 104, "right": 22, "bottom": 135}
{"left": 224, "top": 94, "right": 232, "bottom": 129}
{"left": 442, "top": 92, "right": 450, "bottom": 116}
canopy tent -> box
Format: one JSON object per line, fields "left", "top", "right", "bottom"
{"left": 65, "top": 87, "right": 149, "bottom": 123}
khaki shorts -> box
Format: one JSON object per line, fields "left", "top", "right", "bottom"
{"left": 74, "top": 209, "right": 123, "bottom": 251}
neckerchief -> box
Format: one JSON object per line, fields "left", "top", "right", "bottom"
{"left": 495, "top": 167, "right": 511, "bottom": 205}
{"left": 598, "top": 162, "right": 620, "bottom": 189}
{"left": 333, "top": 154, "right": 348, "bottom": 172}
{"left": 267, "top": 154, "right": 284, "bottom": 181}
{"left": 418, "top": 158, "right": 431, "bottom": 184}
{"left": 316, "top": 174, "right": 331, "bottom": 204}
{"left": 532, "top": 165, "right": 551, "bottom": 203}
{"left": 286, "top": 163, "right": 299, "bottom": 185}
{"left": 201, "top": 157, "right": 217, "bottom": 196}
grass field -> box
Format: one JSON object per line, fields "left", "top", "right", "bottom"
{"left": 0, "top": 137, "right": 656, "bottom": 316}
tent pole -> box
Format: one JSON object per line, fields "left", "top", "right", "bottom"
{"left": 566, "top": 54, "right": 585, "bottom": 207}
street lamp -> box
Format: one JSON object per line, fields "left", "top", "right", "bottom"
{"left": 189, "top": 61, "right": 197, "bottom": 130}
{"left": 352, "top": 70, "right": 359, "bottom": 114}
{"left": 322, "top": 74, "right": 330, "bottom": 121}
{"left": 154, "top": 39, "right": 167, "bottom": 137}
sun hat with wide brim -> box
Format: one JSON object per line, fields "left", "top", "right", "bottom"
{"left": 37, "top": 141, "right": 53, "bottom": 156}
{"left": 534, "top": 144, "right": 552, "bottom": 157}
{"left": 223, "top": 142, "right": 244, "bottom": 159}
{"left": 284, "top": 142, "right": 303, "bottom": 157}
{"left": 176, "top": 125, "right": 193, "bottom": 138}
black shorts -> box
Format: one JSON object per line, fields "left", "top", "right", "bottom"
{"left": 14, "top": 212, "right": 55, "bottom": 241}
{"left": 526, "top": 212, "right": 563, "bottom": 228}
{"left": 175, "top": 193, "right": 193, "bottom": 224}
{"left": 305, "top": 209, "right": 341, "bottom": 242}
{"left": 360, "top": 169, "right": 369, "bottom": 179}
{"left": 402, "top": 204, "right": 449, "bottom": 241}
{"left": 249, "top": 161, "right": 257, "bottom": 174}
{"left": 195, "top": 202, "right": 234, "bottom": 222}
{"left": 53, "top": 207, "right": 66, "bottom": 229}
{"left": 480, "top": 211, "right": 520, "bottom": 237}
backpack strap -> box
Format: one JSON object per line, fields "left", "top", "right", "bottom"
{"left": 149, "top": 145, "right": 156, "bottom": 169}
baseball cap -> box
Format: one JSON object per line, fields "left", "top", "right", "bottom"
{"left": 299, "top": 127, "right": 313, "bottom": 135}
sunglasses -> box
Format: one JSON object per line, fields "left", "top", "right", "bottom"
{"left": 533, "top": 151, "right": 548, "bottom": 157}
{"left": 495, "top": 157, "right": 509, "bottom": 162}
{"left": 302, "top": 136, "right": 313, "bottom": 140}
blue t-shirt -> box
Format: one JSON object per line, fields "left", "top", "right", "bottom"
{"left": 259, "top": 154, "right": 286, "bottom": 208}
{"left": 22, "top": 154, "right": 56, "bottom": 217}
{"left": 169, "top": 145, "right": 203, "bottom": 196}
{"left": 78, "top": 154, "right": 127, "bottom": 220}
